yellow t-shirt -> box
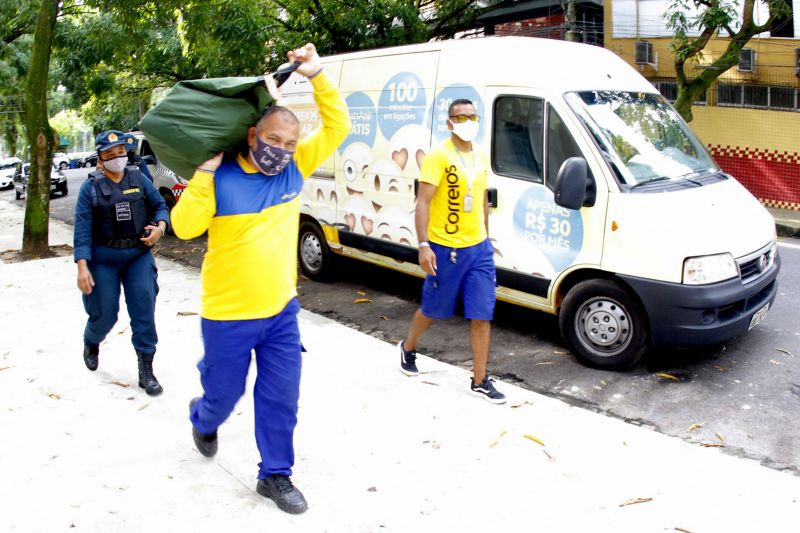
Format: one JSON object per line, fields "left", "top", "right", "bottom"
{"left": 419, "top": 138, "right": 489, "bottom": 248}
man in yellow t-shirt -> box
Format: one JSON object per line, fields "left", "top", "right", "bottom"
{"left": 171, "top": 43, "right": 350, "bottom": 514}
{"left": 398, "top": 98, "right": 505, "bottom": 404}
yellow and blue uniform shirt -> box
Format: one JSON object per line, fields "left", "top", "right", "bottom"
{"left": 171, "top": 71, "right": 350, "bottom": 320}
{"left": 419, "top": 138, "right": 489, "bottom": 249}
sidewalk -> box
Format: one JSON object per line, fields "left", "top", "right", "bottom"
{"left": 1, "top": 200, "right": 798, "bottom": 533}
{"left": 770, "top": 207, "right": 800, "bottom": 239}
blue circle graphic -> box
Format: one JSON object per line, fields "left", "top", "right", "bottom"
{"left": 340, "top": 92, "right": 377, "bottom": 152}
{"left": 377, "top": 72, "right": 427, "bottom": 140}
{"left": 512, "top": 186, "right": 583, "bottom": 272}
{"left": 430, "top": 84, "right": 485, "bottom": 143}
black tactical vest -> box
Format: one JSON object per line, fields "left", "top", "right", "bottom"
{"left": 90, "top": 167, "right": 149, "bottom": 244}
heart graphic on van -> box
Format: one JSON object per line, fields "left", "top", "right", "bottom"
{"left": 392, "top": 148, "right": 408, "bottom": 170}
{"left": 361, "top": 216, "right": 374, "bottom": 235}
{"left": 345, "top": 213, "right": 356, "bottom": 231}
{"left": 416, "top": 149, "right": 426, "bottom": 170}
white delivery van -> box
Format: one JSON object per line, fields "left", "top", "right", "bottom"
{"left": 280, "top": 36, "right": 779, "bottom": 369}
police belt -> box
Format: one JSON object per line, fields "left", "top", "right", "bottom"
{"left": 105, "top": 237, "right": 141, "bottom": 249}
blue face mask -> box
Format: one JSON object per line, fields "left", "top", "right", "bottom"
{"left": 250, "top": 136, "right": 293, "bottom": 176}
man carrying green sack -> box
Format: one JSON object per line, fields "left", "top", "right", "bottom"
{"left": 171, "top": 43, "right": 350, "bottom": 515}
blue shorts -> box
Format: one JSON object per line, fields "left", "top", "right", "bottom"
{"left": 421, "top": 239, "right": 496, "bottom": 321}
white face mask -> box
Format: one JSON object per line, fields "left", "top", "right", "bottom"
{"left": 449, "top": 119, "right": 479, "bottom": 143}
{"left": 103, "top": 155, "right": 127, "bottom": 173}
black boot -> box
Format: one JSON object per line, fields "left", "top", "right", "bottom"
{"left": 136, "top": 351, "right": 163, "bottom": 396}
{"left": 256, "top": 475, "right": 308, "bottom": 514}
{"left": 189, "top": 398, "right": 218, "bottom": 457}
{"left": 83, "top": 344, "right": 99, "bottom": 371}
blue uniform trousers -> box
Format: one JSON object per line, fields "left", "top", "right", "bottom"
{"left": 191, "top": 298, "right": 303, "bottom": 479}
{"left": 82, "top": 246, "right": 159, "bottom": 354}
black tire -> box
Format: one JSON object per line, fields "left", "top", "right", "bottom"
{"left": 298, "top": 221, "right": 334, "bottom": 281}
{"left": 559, "top": 279, "right": 649, "bottom": 370}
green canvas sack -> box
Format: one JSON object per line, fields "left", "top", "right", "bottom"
{"left": 139, "top": 77, "right": 273, "bottom": 180}
{"left": 138, "top": 65, "right": 298, "bottom": 179}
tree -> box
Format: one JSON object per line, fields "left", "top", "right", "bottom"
{"left": 22, "top": 0, "right": 59, "bottom": 256}
{"left": 666, "top": 0, "right": 791, "bottom": 122}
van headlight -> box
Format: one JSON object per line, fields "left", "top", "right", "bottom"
{"left": 683, "top": 253, "right": 738, "bottom": 285}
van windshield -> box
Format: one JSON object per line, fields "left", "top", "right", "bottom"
{"left": 565, "top": 91, "right": 718, "bottom": 186}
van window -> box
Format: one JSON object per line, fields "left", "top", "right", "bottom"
{"left": 491, "top": 96, "right": 544, "bottom": 183}
{"left": 546, "top": 106, "right": 583, "bottom": 191}
{"left": 140, "top": 139, "right": 157, "bottom": 160}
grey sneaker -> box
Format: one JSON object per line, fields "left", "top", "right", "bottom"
{"left": 470, "top": 376, "right": 506, "bottom": 404}
{"left": 399, "top": 340, "right": 419, "bottom": 376}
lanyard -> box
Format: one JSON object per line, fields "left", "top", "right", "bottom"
{"left": 454, "top": 147, "right": 477, "bottom": 192}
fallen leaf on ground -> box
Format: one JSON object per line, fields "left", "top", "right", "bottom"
{"left": 379, "top": 315, "right": 389, "bottom": 320}
{"left": 553, "top": 351, "right": 568, "bottom": 355}
{"left": 137, "top": 404, "right": 149, "bottom": 411}
{"left": 356, "top": 291, "right": 366, "bottom": 296}
{"left": 619, "top": 497, "right": 653, "bottom": 507}
{"left": 117, "top": 327, "right": 128, "bottom": 335}
{"left": 0, "top": 366, "right": 12, "bottom": 371}
{"left": 48, "top": 392, "right": 61, "bottom": 400}
{"left": 712, "top": 365, "right": 730, "bottom": 372}
{"left": 769, "top": 359, "right": 781, "bottom": 365}
{"left": 420, "top": 380, "right": 439, "bottom": 386}
{"left": 701, "top": 442, "right": 724, "bottom": 447}
{"left": 522, "top": 434, "right": 545, "bottom": 446}
{"left": 715, "top": 432, "right": 725, "bottom": 443}
{"left": 533, "top": 361, "right": 555, "bottom": 367}
{"left": 510, "top": 401, "right": 532, "bottom": 409}
{"left": 353, "top": 298, "right": 372, "bottom": 304}
{"left": 542, "top": 448, "right": 554, "bottom": 461}
{"left": 775, "top": 348, "right": 793, "bottom": 357}
{"left": 109, "top": 380, "right": 130, "bottom": 388}
{"left": 489, "top": 431, "right": 508, "bottom": 448}
{"left": 367, "top": 486, "right": 377, "bottom": 492}
{"left": 177, "top": 311, "right": 198, "bottom": 316}
{"left": 674, "top": 528, "right": 695, "bottom": 533}
{"left": 655, "top": 373, "right": 679, "bottom": 380}
{"left": 687, "top": 422, "right": 704, "bottom": 432}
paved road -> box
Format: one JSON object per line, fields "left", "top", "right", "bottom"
{"left": 4, "top": 169, "right": 798, "bottom": 474}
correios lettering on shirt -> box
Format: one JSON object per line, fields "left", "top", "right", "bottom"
{"left": 445, "top": 164, "right": 460, "bottom": 234}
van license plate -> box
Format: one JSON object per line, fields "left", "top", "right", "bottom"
{"left": 748, "top": 303, "right": 769, "bottom": 331}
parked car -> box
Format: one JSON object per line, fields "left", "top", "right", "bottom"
{"left": 0, "top": 157, "right": 22, "bottom": 190}
{"left": 76, "top": 152, "right": 98, "bottom": 168}
{"left": 52, "top": 152, "right": 71, "bottom": 170}
{"left": 13, "top": 162, "right": 68, "bottom": 199}
{"left": 125, "top": 131, "right": 187, "bottom": 210}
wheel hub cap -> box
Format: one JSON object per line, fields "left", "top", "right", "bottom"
{"left": 578, "top": 299, "right": 631, "bottom": 352}
{"left": 301, "top": 234, "right": 322, "bottom": 270}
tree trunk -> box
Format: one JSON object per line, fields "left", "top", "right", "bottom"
{"left": 565, "top": 0, "right": 578, "bottom": 41}
{"left": 22, "top": 0, "right": 59, "bottom": 257}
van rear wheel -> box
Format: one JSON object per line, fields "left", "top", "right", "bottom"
{"left": 559, "top": 279, "right": 649, "bottom": 370}
{"left": 298, "top": 221, "right": 334, "bottom": 281}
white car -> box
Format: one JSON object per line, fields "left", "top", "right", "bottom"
{"left": 0, "top": 157, "right": 22, "bottom": 190}
{"left": 53, "top": 152, "right": 71, "bottom": 170}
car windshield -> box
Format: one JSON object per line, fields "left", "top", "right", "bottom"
{"left": 565, "top": 91, "right": 718, "bottom": 186}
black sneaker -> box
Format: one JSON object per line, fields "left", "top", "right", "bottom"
{"left": 83, "top": 344, "right": 99, "bottom": 371}
{"left": 470, "top": 376, "right": 506, "bottom": 404}
{"left": 398, "top": 340, "right": 419, "bottom": 376}
{"left": 256, "top": 475, "right": 308, "bottom": 514}
{"left": 189, "top": 397, "right": 218, "bottom": 457}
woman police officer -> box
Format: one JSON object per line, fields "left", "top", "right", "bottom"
{"left": 73, "top": 130, "right": 170, "bottom": 395}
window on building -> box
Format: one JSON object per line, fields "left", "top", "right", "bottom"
{"left": 492, "top": 96, "right": 545, "bottom": 183}
{"left": 654, "top": 81, "right": 707, "bottom": 105}
{"left": 718, "top": 84, "right": 799, "bottom": 111}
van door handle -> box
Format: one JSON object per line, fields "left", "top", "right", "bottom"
{"left": 487, "top": 187, "right": 498, "bottom": 208}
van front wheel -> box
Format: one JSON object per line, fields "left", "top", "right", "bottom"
{"left": 298, "top": 221, "right": 334, "bottom": 282}
{"left": 559, "top": 279, "right": 649, "bottom": 370}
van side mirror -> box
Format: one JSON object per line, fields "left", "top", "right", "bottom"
{"left": 554, "top": 157, "right": 596, "bottom": 210}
